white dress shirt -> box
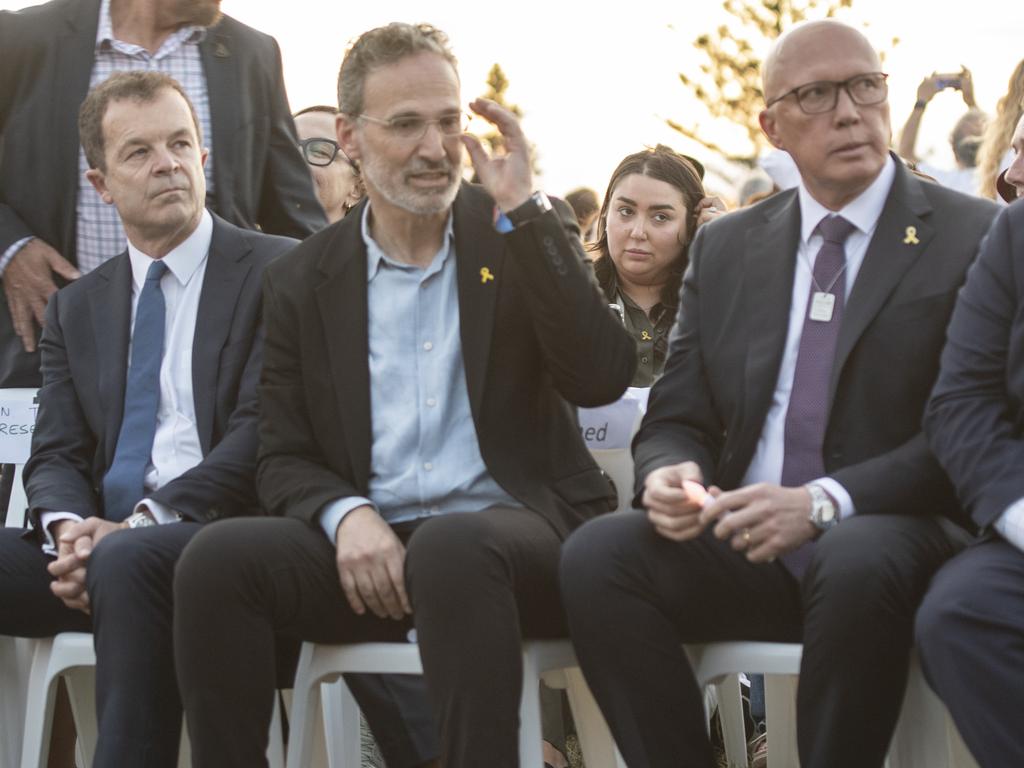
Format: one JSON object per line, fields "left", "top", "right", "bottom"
{"left": 41, "top": 211, "right": 213, "bottom": 551}
{"left": 740, "top": 156, "right": 897, "bottom": 518}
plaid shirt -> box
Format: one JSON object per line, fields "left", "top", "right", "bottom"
{"left": 70, "top": 0, "right": 216, "bottom": 274}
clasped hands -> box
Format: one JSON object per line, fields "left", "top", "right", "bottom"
{"left": 641, "top": 462, "right": 818, "bottom": 561}
{"left": 47, "top": 517, "right": 126, "bottom": 613}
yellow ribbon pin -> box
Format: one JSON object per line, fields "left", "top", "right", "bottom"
{"left": 903, "top": 226, "right": 920, "bottom": 245}
{"left": 641, "top": 330, "right": 653, "bottom": 341}
{"left": 480, "top": 267, "right": 495, "bottom": 284}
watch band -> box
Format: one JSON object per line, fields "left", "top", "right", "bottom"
{"left": 125, "top": 511, "right": 157, "bottom": 529}
{"left": 506, "top": 191, "right": 553, "bottom": 228}
{"left": 806, "top": 483, "right": 838, "bottom": 531}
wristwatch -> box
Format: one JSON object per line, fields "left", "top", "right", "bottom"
{"left": 805, "top": 484, "right": 839, "bottom": 532}
{"left": 506, "top": 191, "right": 553, "bottom": 228}
{"left": 125, "top": 511, "right": 157, "bottom": 529}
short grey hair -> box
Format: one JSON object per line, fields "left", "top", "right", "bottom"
{"left": 336, "top": 23, "right": 459, "bottom": 116}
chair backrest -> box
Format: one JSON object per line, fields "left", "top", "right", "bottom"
{"left": 0, "top": 388, "right": 40, "bottom": 529}
{"left": 580, "top": 388, "right": 647, "bottom": 513}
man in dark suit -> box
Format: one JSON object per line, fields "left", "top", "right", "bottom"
{"left": 0, "top": 71, "right": 296, "bottom": 768}
{"left": 0, "top": 0, "right": 325, "bottom": 386}
{"left": 171, "top": 22, "right": 634, "bottom": 768}
{"left": 560, "top": 20, "right": 998, "bottom": 768}
{"left": 918, "top": 202, "right": 1024, "bottom": 766}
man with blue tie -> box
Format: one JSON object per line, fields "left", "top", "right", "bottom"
{"left": 560, "top": 20, "right": 998, "bottom": 768}
{"left": 0, "top": 71, "right": 296, "bottom": 768}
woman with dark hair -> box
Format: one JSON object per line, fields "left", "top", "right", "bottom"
{"left": 590, "top": 144, "right": 723, "bottom": 386}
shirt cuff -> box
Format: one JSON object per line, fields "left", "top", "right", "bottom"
{"left": 319, "top": 497, "right": 376, "bottom": 543}
{"left": 135, "top": 498, "right": 183, "bottom": 525}
{"left": 993, "top": 499, "right": 1024, "bottom": 554}
{"left": 38, "top": 511, "right": 85, "bottom": 556}
{"left": 0, "top": 237, "right": 34, "bottom": 277}
{"left": 813, "top": 477, "right": 856, "bottom": 520}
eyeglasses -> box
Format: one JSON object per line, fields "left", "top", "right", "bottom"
{"left": 355, "top": 112, "right": 471, "bottom": 142}
{"left": 766, "top": 72, "right": 889, "bottom": 114}
{"left": 299, "top": 138, "right": 354, "bottom": 168}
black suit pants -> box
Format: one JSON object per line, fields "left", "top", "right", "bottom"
{"left": 916, "top": 537, "right": 1024, "bottom": 767}
{"left": 560, "top": 511, "right": 963, "bottom": 768}
{"left": 173, "top": 508, "right": 566, "bottom": 768}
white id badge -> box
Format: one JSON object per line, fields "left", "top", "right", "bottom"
{"left": 809, "top": 292, "right": 835, "bottom": 322}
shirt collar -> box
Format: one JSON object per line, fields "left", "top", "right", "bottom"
{"left": 127, "top": 209, "right": 213, "bottom": 292}
{"left": 96, "top": 0, "right": 207, "bottom": 53}
{"left": 361, "top": 201, "right": 455, "bottom": 282}
{"left": 798, "top": 154, "right": 896, "bottom": 245}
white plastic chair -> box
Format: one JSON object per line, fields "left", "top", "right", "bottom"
{"left": 287, "top": 639, "right": 623, "bottom": 768}
{"left": 687, "top": 641, "right": 980, "bottom": 768}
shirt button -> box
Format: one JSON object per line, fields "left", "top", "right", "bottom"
{"left": 423, "top": 341, "right": 433, "bottom": 351}
{"left": 423, "top": 462, "right": 433, "bottom": 471}
{"left": 426, "top": 397, "right": 437, "bottom": 407}
{"left": 641, "top": 356, "right": 649, "bottom": 363}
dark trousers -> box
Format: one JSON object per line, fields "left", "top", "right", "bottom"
{"left": 173, "top": 508, "right": 566, "bottom": 768}
{"left": 560, "top": 511, "right": 963, "bottom": 768}
{"left": 916, "top": 537, "right": 1024, "bottom": 767}
{"left": 0, "top": 523, "right": 199, "bottom": 768}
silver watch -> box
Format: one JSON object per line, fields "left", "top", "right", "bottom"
{"left": 125, "top": 511, "right": 157, "bottom": 529}
{"left": 805, "top": 484, "right": 838, "bottom": 532}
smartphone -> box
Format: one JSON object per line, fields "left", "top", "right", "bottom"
{"left": 936, "top": 75, "right": 961, "bottom": 90}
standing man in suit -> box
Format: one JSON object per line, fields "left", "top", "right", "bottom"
{"left": 0, "top": 0, "right": 325, "bottom": 386}
{"left": 560, "top": 20, "right": 998, "bottom": 768}
{"left": 918, "top": 202, "right": 1024, "bottom": 766}
{"left": 171, "top": 22, "right": 634, "bottom": 768}
{"left": 0, "top": 71, "right": 296, "bottom": 768}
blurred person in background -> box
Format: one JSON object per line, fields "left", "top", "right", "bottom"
{"left": 898, "top": 68, "right": 986, "bottom": 195}
{"left": 565, "top": 186, "right": 600, "bottom": 244}
{"left": 977, "top": 58, "right": 1024, "bottom": 201}
{"left": 590, "top": 145, "right": 723, "bottom": 387}
{"left": 294, "top": 105, "right": 365, "bottom": 223}
{"left": 995, "top": 113, "right": 1024, "bottom": 203}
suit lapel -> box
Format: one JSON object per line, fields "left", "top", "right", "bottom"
{"left": 453, "top": 187, "right": 503, "bottom": 417}
{"left": 829, "top": 163, "right": 934, "bottom": 405}
{"left": 741, "top": 194, "right": 801, "bottom": 435}
{"left": 192, "top": 216, "right": 252, "bottom": 454}
{"left": 88, "top": 254, "right": 132, "bottom": 467}
{"left": 56, "top": 0, "right": 102, "bottom": 256}
{"left": 315, "top": 217, "right": 372, "bottom": 490}
{"left": 200, "top": 21, "right": 239, "bottom": 213}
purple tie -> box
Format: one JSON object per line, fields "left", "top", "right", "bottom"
{"left": 780, "top": 215, "right": 856, "bottom": 576}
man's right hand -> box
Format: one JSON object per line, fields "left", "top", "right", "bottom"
{"left": 335, "top": 505, "right": 411, "bottom": 620}
{"left": 3, "top": 238, "right": 80, "bottom": 352}
{"left": 642, "top": 461, "right": 717, "bottom": 542}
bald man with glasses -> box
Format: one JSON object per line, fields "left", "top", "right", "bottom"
{"left": 294, "top": 106, "right": 364, "bottom": 224}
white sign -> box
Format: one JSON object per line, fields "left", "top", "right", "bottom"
{"left": 0, "top": 389, "right": 39, "bottom": 464}
{"left": 578, "top": 392, "right": 646, "bottom": 450}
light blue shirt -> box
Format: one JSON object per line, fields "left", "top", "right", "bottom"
{"left": 319, "top": 203, "right": 520, "bottom": 541}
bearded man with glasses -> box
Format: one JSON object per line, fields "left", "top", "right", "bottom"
{"left": 560, "top": 20, "right": 998, "bottom": 768}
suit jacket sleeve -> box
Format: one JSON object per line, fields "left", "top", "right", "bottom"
{"left": 632, "top": 225, "right": 723, "bottom": 498}
{"left": 148, "top": 318, "right": 264, "bottom": 523}
{"left": 256, "top": 273, "right": 364, "bottom": 521}
{"left": 23, "top": 292, "right": 100, "bottom": 525}
{"left": 925, "top": 205, "right": 1024, "bottom": 529}
{"left": 502, "top": 207, "right": 636, "bottom": 407}
{"left": 253, "top": 37, "right": 327, "bottom": 239}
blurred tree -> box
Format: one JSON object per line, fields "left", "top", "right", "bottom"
{"left": 669, "top": 0, "right": 897, "bottom": 166}
{"left": 479, "top": 63, "right": 541, "bottom": 174}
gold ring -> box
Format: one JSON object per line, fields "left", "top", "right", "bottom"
{"left": 742, "top": 529, "right": 751, "bottom": 546}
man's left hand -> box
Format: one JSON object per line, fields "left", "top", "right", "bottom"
{"left": 47, "top": 517, "right": 127, "bottom": 613}
{"left": 699, "top": 483, "right": 817, "bottom": 563}
{"left": 461, "top": 98, "right": 533, "bottom": 213}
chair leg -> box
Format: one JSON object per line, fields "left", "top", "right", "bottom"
{"left": 518, "top": 658, "right": 546, "bottom": 768}
{"left": 324, "top": 680, "right": 361, "bottom": 768}
{"left": 764, "top": 675, "right": 799, "bottom": 768}
{"left": 285, "top": 646, "right": 327, "bottom": 768}
{"left": 715, "top": 675, "right": 749, "bottom": 768}
{"left": 63, "top": 667, "right": 97, "bottom": 766}
{"left": 20, "top": 638, "right": 57, "bottom": 768}
{"left": 562, "top": 668, "right": 624, "bottom": 768}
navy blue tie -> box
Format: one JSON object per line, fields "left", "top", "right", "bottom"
{"left": 103, "top": 259, "right": 168, "bottom": 521}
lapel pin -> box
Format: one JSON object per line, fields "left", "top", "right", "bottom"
{"left": 480, "top": 267, "right": 495, "bottom": 284}
{"left": 903, "top": 226, "right": 920, "bottom": 245}
{"left": 641, "top": 330, "right": 653, "bottom": 341}
{"left": 214, "top": 41, "right": 230, "bottom": 58}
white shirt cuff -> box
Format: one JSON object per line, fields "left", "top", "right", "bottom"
{"left": 813, "top": 477, "right": 856, "bottom": 519}
{"left": 0, "top": 237, "right": 34, "bottom": 277}
{"left": 134, "top": 498, "right": 182, "bottom": 525}
{"left": 38, "top": 511, "right": 85, "bottom": 556}
{"left": 319, "top": 497, "right": 375, "bottom": 543}
{"left": 994, "top": 500, "right": 1024, "bottom": 554}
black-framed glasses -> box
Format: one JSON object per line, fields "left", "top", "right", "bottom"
{"left": 355, "top": 112, "right": 471, "bottom": 142}
{"left": 766, "top": 72, "right": 889, "bottom": 114}
{"left": 299, "top": 138, "right": 353, "bottom": 168}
